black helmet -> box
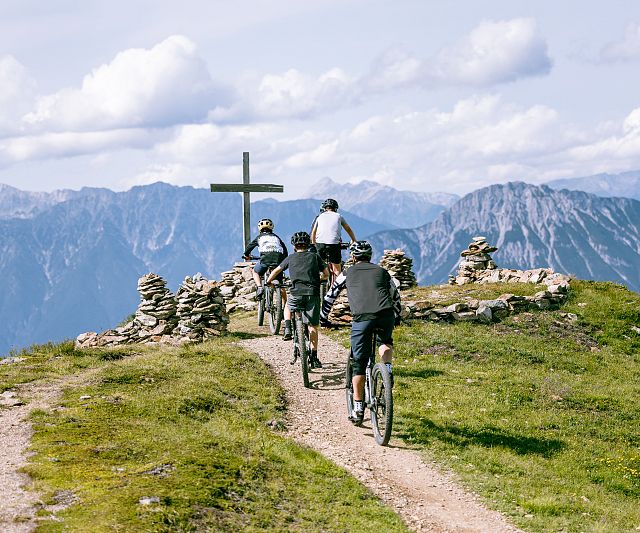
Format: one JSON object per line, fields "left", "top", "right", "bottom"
{"left": 291, "top": 231, "right": 311, "bottom": 246}
{"left": 257, "top": 218, "right": 274, "bottom": 232}
{"left": 321, "top": 198, "right": 338, "bottom": 210}
{"left": 349, "top": 240, "right": 373, "bottom": 260}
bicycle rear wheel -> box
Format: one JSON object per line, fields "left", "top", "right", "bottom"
{"left": 370, "top": 363, "right": 393, "bottom": 446}
{"left": 268, "top": 286, "right": 282, "bottom": 334}
{"left": 257, "top": 288, "right": 265, "bottom": 326}
{"left": 344, "top": 351, "right": 355, "bottom": 419}
{"left": 296, "top": 316, "right": 310, "bottom": 388}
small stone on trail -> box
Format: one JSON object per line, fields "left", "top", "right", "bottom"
{"left": 138, "top": 496, "right": 160, "bottom": 505}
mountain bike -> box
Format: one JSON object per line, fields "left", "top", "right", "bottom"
{"left": 248, "top": 257, "right": 284, "bottom": 335}
{"left": 291, "top": 309, "right": 311, "bottom": 388}
{"left": 344, "top": 328, "right": 394, "bottom": 446}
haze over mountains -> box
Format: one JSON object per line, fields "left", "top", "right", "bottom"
{"left": 1, "top": 173, "right": 639, "bottom": 356}
{"left": 546, "top": 171, "right": 640, "bottom": 201}
{"left": 305, "top": 177, "right": 458, "bottom": 228}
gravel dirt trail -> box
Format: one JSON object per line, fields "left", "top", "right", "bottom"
{"left": 240, "top": 332, "right": 523, "bottom": 533}
{"left": 0, "top": 370, "right": 96, "bottom": 532}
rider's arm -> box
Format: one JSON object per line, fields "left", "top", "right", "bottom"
{"left": 389, "top": 276, "right": 402, "bottom": 319}
{"left": 341, "top": 219, "right": 356, "bottom": 243}
{"left": 278, "top": 236, "right": 289, "bottom": 258}
{"left": 243, "top": 236, "right": 259, "bottom": 258}
{"left": 320, "top": 266, "right": 329, "bottom": 281}
{"left": 320, "top": 271, "right": 346, "bottom": 320}
{"left": 310, "top": 220, "right": 318, "bottom": 244}
{"left": 266, "top": 265, "right": 284, "bottom": 285}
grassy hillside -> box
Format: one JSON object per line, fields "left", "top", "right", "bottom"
{"left": 2, "top": 279, "right": 638, "bottom": 532}
{"left": 329, "top": 280, "right": 640, "bottom": 532}
{"left": 1, "top": 337, "right": 407, "bottom": 532}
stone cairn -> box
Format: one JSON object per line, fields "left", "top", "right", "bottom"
{"left": 403, "top": 270, "right": 572, "bottom": 323}
{"left": 76, "top": 273, "right": 228, "bottom": 348}
{"left": 219, "top": 261, "right": 259, "bottom": 313}
{"left": 175, "top": 273, "right": 229, "bottom": 339}
{"left": 449, "top": 236, "right": 498, "bottom": 285}
{"left": 379, "top": 249, "right": 417, "bottom": 289}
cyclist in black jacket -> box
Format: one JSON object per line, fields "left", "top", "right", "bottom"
{"left": 320, "top": 240, "right": 401, "bottom": 424}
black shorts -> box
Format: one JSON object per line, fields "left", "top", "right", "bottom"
{"left": 254, "top": 259, "right": 284, "bottom": 281}
{"left": 316, "top": 243, "right": 342, "bottom": 264}
{"left": 350, "top": 314, "right": 394, "bottom": 376}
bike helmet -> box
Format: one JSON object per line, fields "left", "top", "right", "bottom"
{"left": 349, "top": 240, "right": 373, "bottom": 260}
{"left": 321, "top": 198, "right": 339, "bottom": 211}
{"left": 291, "top": 231, "right": 311, "bottom": 247}
{"left": 257, "top": 218, "right": 274, "bottom": 232}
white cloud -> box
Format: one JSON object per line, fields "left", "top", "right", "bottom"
{"left": 23, "top": 35, "right": 220, "bottom": 131}
{"left": 569, "top": 106, "right": 640, "bottom": 162}
{"left": 0, "top": 55, "right": 37, "bottom": 135}
{"left": 0, "top": 128, "right": 161, "bottom": 165}
{"left": 211, "top": 67, "right": 359, "bottom": 122}
{"left": 365, "top": 18, "right": 552, "bottom": 91}
{"left": 600, "top": 23, "right": 640, "bottom": 63}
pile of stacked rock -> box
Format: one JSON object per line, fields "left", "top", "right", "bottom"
{"left": 219, "top": 261, "right": 259, "bottom": 312}
{"left": 135, "top": 273, "right": 178, "bottom": 335}
{"left": 76, "top": 272, "right": 228, "bottom": 348}
{"left": 327, "top": 290, "right": 352, "bottom": 325}
{"left": 449, "top": 236, "right": 498, "bottom": 285}
{"left": 175, "top": 273, "right": 229, "bottom": 339}
{"left": 403, "top": 271, "right": 571, "bottom": 323}
{"left": 379, "top": 249, "right": 417, "bottom": 289}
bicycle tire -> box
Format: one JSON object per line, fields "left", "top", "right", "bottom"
{"left": 370, "top": 363, "right": 393, "bottom": 445}
{"left": 297, "top": 316, "right": 310, "bottom": 388}
{"left": 257, "top": 288, "right": 265, "bottom": 326}
{"left": 268, "top": 285, "right": 283, "bottom": 334}
{"left": 344, "top": 351, "right": 355, "bottom": 419}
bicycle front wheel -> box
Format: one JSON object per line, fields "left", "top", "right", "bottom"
{"left": 297, "top": 317, "right": 310, "bottom": 388}
{"left": 268, "top": 286, "right": 283, "bottom": 334}
{"left": 370, "top": 363, "right": 393, "bottom": 446}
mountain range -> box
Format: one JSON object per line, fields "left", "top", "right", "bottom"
{"left": 368, "top": 182, "right": 640, "bottom": 291}
{"left": 2, "top": 175, "right": 639, "bottom": 356}
{"left": 304, "top": 177, "right": 458, "bottom": 228}
{"left": 0, "top": 183, "right": 391, "bottom": 355}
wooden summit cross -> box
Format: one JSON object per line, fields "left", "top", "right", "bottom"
{"left": 210, "top": 152, "right": 284, "bottom": 249}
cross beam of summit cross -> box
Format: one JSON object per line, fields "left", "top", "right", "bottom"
{"left": 210, "top": 152, "right": 284, "bottom": 249}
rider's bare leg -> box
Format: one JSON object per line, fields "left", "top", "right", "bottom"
{"left": 353, "top": 375, "right": 365, "bottom": 401}
{"left": 329, "top": 262, "right": 341, "bottom": 280}
{"left": 379, "top": 343, "right": 393, "bottom": 363}
{"left": 252, "top": 269, "right": 261, "bottom": 288}
{"left": 309, "top": 324, "right": 318, "bottom": 351}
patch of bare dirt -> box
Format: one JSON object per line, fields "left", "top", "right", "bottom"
{"left": 240, "top": 333, "right": 523, "bottom": 533}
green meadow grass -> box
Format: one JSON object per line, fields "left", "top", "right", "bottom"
{"left": 2, "top": 337, "right": 407, "bottom": 532}
{"left": 329, "top": 280, "right": 640, "bottom": 532}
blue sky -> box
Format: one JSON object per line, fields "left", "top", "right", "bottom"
{"left": 2, "top": 0, "right": 640, "bottom": 199}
